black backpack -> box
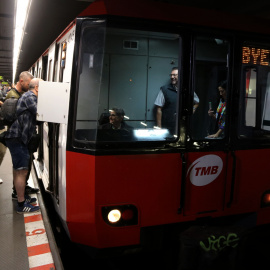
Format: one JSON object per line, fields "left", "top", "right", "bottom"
{"left": 0, "top": 96, "right": 20, "bottom": 126}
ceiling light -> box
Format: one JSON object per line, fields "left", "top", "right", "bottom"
{"left": 13, "top": 0, "right": 32, "bottom": 82}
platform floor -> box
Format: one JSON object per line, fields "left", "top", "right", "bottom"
{"left": 0, "top": 149, "right": 62, "bottom": 269}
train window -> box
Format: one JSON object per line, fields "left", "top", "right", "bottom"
{"left": 48, "top": 59, "right": 52, "bottom": 81}
{"left": 53, "top": 43, "right": 59, "bottom": 82}
{"left": 191, "top": 36, "right": 229, "bottom": 140}
{"left": 244, "top": 67, "right": 257, "bottom": 127}
{"left": 239, "top": 43, "right": 270, "bottom": 139}
{"left": 74, "top": 21, "right": 180, "bottom": 146}
{"left": 59, "top": 42, "right": 66, "bottom": 82}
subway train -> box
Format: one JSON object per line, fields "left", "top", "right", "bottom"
{"left": 31, "top": 0, "right": 270, "bottom": 256}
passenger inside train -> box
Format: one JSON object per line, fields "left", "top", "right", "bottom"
{"left": 207, "top": 80, "right": 227, "bottom": 139}
{"left": 97, "top": 108, "right": 133, "bottom": 141}
{"left": 99, "top": 108, "right": 133, "bottom": 130}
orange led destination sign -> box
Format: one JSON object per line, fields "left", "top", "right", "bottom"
{"left": 242, "top": 46, "right": 270, "bottom": 65}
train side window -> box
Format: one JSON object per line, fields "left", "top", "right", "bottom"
{"left": 48, "top": 59, "right": 52, "bottom": 81}
{"left": 244, "top": 68, "right": 257, "bottom": 127}
{"left": 239, "top": 44, "right": 270, "bottom": 139}
{"left": 59, "top": 41, "right": 67, "bottom": 82}
{"left": 191, "top": 36, "right": 229, "bottom": 140}
{"left": 74, "top": 22, "right": 106, "bottom": 143}
{"left": 53, "top": 43, "right": 59, "bottom": 82}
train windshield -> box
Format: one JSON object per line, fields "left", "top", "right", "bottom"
{"left": 74, "top": 21, "right": 180, "bottom": 145}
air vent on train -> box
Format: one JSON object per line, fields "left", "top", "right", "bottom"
{"left": 123, "top": 40, "right": 139, "bottom": 50}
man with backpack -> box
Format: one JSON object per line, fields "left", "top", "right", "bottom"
{"left": 6, "top": 71, "right": 32, "bottom": 99}
{"left": 3, "top": 72, "right": 40, "bottom": 198}
{"left": 5, "top": 77, "right": 42, "bottom": 213}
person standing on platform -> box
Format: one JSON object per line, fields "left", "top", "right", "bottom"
{"left": 0, "top": 88, "right": 6, "bottom": 184}
{"left": 5, "top": 78, "right": 42, "bottom": 213}
{"left": 4, "top": 72, "right": 40, "bottom": 198}
{"left": 0, "top": 116, "right": 6, "bottom": 184}
{"left": 6, "top": 72, "right": 32, "bottom": 99}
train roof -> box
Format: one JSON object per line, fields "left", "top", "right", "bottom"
{"left": 78, "top": 0, "right": 270, "bottom": 35}
{"left": 32, "top": 0, "right": 270, "bottom": 68}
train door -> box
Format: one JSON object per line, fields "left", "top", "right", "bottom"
{"left": 231, "top": 42, "right": 270, "bottom": 217}
{"left": 46, "top": 39, "right": 71, "bottom": 202}
{"left": 37, "top": 55, "right": 49, "bottom": 164}
{"left": 47, "top": 29, "right": 76, "bottom": 208}
{"left": 44, "top": 43, "right": 62, "bottom": 196}
{"left": 37, "top": 81, "right": 70, "bottom": 205}
{"left": 40, "top": 44, "right": 56, "bottom": 191}
{"left": 183, "top": 35, "right": 231, "bottom": 216}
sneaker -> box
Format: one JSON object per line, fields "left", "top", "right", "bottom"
{"left": 25, "top": 195, "right": 37, "bottom": 204}
{"left": 17, "top": 202, "right": 40, "bottom": 214}
{"left": 0, "top": 179, "right": 3, "bottom": 184}
{"left": 25, "top": 185, "right": 40, "bottom": 194}
{"left": 12, "top": 193, "right": 37, "bottom": 204}
{"left": 12, "top": 185, "right": 39, "bottom": 199}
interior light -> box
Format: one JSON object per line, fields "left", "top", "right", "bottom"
{"left": 108, "top": 209, "right": 121, "bottom": 223}
{"left": 215, "top": 39, "right": 223, "bottom": 45}
{"left": 13, "top": 0, "right": 32, "bottom": 82}
{"left": 61, "top": 51, "right": 66, "bottom": 60}
{"left": 140, "top": 122, "right": 147, "bottom": 126}
{"left": 134, "top": 128, "right": 169, "bottom": 140}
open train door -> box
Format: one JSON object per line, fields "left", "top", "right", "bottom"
{"left": 37, "top": 81, "right": 70, "bottom": 199}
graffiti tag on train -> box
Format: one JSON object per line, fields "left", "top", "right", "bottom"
{"left": 199, "top": 233, "right": 239, "bottom": 252}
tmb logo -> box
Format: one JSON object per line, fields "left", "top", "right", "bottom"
{"left": 187, "top": 155, "right": 223, "bottom": 186}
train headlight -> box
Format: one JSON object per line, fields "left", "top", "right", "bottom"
{"left": 102, "top": 204, "right": 138, "bottom": 227}
{"left": 261, "top": 190, "right": 270, "bottom": 208}
{"left": 108, "top": 209, "right": 121, "bottom": 223}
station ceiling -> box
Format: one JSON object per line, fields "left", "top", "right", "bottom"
{"left": 1, "top": 0, "right": 270, "bottom": 83}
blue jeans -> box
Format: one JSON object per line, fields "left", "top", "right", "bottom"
{"left": 5, "top": 138, "right": 29, "bottom": 170}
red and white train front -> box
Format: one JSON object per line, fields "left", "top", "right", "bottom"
{"left": 34, "top": 0, "right": 270, "bottom": 251}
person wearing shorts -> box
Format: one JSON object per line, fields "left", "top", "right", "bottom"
{"left": 5, "top": 77, "right": 42, "bottom": 214}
